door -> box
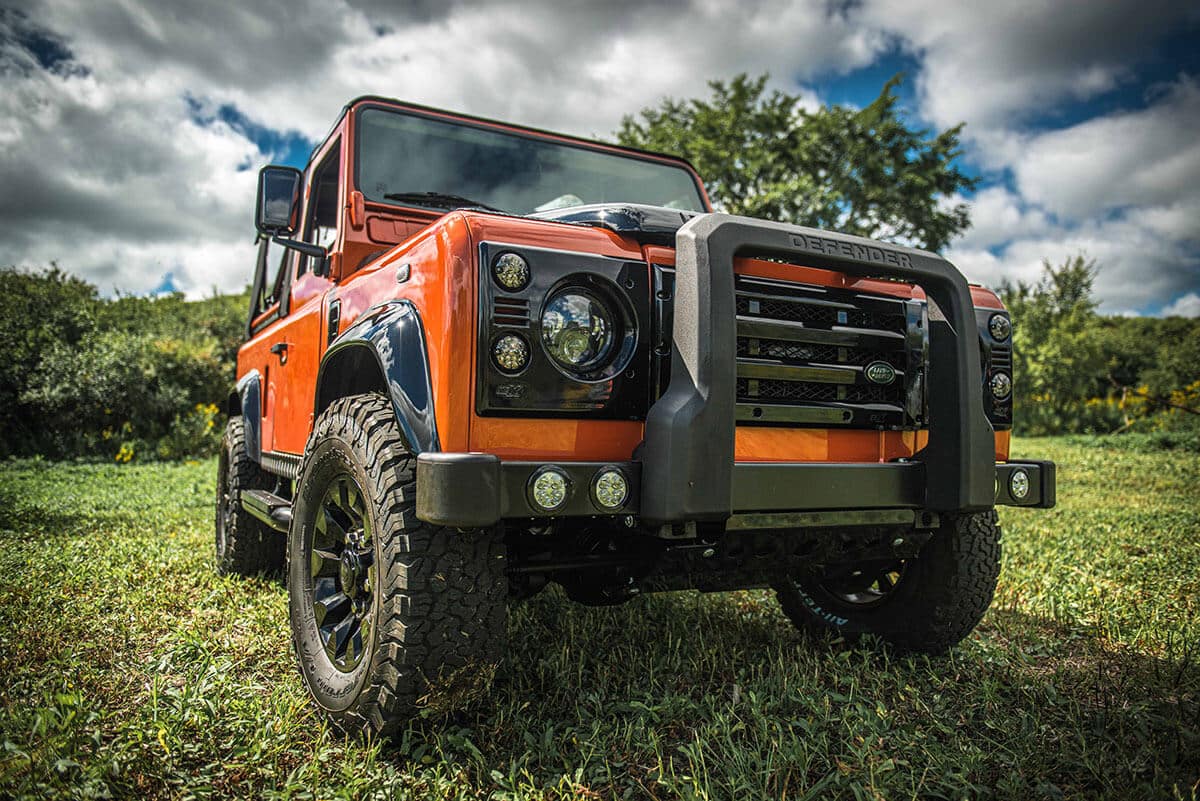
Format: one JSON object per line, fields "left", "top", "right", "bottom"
{"left": 269, "top": 138, "right": 341, "bottom": 455}
{"left": 244, "top": 236, "right": 291, "bottom": 453}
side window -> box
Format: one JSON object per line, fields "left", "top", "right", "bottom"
{"left": 251, "top": 236, "right": 289, "bottom": 322}
{"left": 301, "top": 141, "right": 341, "bottom": 275}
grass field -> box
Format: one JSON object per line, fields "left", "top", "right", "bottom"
{"left": 1, "top": 437, "right": 1197, "bottom": 800}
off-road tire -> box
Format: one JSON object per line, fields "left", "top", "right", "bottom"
{"left": 288, "top": 393, "right": 507, "bottom": 735}
{"left": 215, "top": 417, "right": 284, "bottom": 576}
{"left": 774, "top": 511, "right": 1002, "bottom": 654}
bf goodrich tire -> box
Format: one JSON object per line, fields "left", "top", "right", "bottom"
{"left": 215, "top": 417, "right": 284, "bottom": 576}
{"left": 774, "top": 511, "right": 1002, "bottom": 654}
{"left": 288, "top": 393, "right": 507, "bottom": 735}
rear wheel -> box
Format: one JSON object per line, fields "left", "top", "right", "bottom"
{"left": 288, "top": 393, "right": 507, "bottom": 735}
{"left": 215, "top": 417, "right": 284, "bottom": 576}
{"left": 774, "top": 511, "right": 1002, "bottom": 653}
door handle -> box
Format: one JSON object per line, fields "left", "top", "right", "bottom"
{"left": 270, "top": 342, "right": 288, "bottom": 363}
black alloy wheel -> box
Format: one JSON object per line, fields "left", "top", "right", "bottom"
{"left": 307, "top": 473, "right": 375, "bottom": 672}
{"left": 818, "top": 559, "right": 907, "bottom": 608}
{"left": 288, "top": 393, "right": 508, "bottom": 735}
{"left": 774, "top": 511, "right": 1003, "bottom": 654}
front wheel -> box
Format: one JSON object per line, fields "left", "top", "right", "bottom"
{"left": 288, "top": 394, "right": 507, "bottom": 735}
{"left": 774, "top": 511, "right": 1002, "bottom": 654}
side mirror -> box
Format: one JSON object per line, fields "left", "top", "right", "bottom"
{"left": 255, "top": 165, "right": 302, "bottom": 235}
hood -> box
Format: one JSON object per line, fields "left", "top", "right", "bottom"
{"left": 528, "top": 203, "right": 701, "bottom": 246}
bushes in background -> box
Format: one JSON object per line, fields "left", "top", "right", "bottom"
{"left": 1001, "top": 255, "right": 1200, "bottom": 437}
{"left": 0, "top": 266, "right": 247, "bottom": 461}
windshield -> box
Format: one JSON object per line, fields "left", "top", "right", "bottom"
{"left": 356, "top": 107, "right": 707, "bottom": 215}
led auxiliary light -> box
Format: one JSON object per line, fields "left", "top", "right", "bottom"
{"left": 529, "top": 467, "right": 569, "bottom": 511}
{"left": 591, "top": 468, "right": 629, "bottom": 510}
{"left": 1009, "top": 468, "right": 1031, "bottom": 500}
{"left": 492, "top": 334, "right": 529, "bottom": 373}
{"left": 492, "top": 252, "right": 530, "bottom": 291}
{"left": 990, "top": 371, "right": 1012, "bottom": 400}
{"left": 988, "top": 313, "right": 1012, "bottom": 341}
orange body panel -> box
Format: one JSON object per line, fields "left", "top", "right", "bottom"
{"left": 236, "top": 97, "right": 1011, "bottom": 468}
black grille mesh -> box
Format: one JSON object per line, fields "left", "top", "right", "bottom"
{"left": 737, "top": 295, "right": 905, "bottom": 333}
{"left": 736, "top": 339, "right": 895, "bottom": 367}
{"left": 737, "top": 378, "right": 900, "bottom": 404}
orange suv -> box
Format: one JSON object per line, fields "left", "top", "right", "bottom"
{"left": 215, "top": 96, "right": 1056, "bottom": 734}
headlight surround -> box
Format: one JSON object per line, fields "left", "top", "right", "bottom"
{"left": 540, "top": 286, "right": 628, "bottom": 379}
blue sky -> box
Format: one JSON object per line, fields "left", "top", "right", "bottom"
{"left": 2, "top": 0, "right": 1197, "bottom": 316}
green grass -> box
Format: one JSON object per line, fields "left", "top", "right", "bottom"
{"left": 0, "top": 438, "right": 1197, "bottom": 800}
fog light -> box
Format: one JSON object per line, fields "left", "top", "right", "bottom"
{"left": 492, "top": 252, "right": 530, "bottom": 291}
{"left": 990, "top": 371, "right": 1012, "bottom": 400}
{"left": 989, "top": 313, "right": 1011, "bottom": 341}
{"left": 1010, "top": 469, "right": 1030, "bottom": 500}
{"left": 529, "top": 467, "right": 569, "bottom": 511}
{"left": 591, "top": 468, "right": 629, "bottom": 510}
{"left": 492, "top": 334, "right": 529, "bottom": 373}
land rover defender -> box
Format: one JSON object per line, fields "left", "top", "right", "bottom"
{"left": 216, "top": 96, "right": 1056, "bottom": 734}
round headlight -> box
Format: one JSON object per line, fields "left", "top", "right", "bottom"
{"left": 989, "top": 313, "right": 1011, "bottom": 341}
{"left": 492, "top": 334, "right": 529, "bottom": 374}
{"left": 492, "top": 252, "right": 530, "bottom": 291}
{"left": 591, "top": 468, "right": 629, "bottom": 510}
{"left": 1010, "top": 468, "right": 1030, "bottom": 500}
{"left": 540, "top": 289, "right": 615, "bottom": 372}
{"left": 529, "top": 467, "right": 569, "bottom": 511}
{"left": 990, "top": 371, "right": 1012, "bottom": 400}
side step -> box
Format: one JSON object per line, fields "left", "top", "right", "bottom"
{"left": 241, "top": 489, "right": 292, "bottom": 533}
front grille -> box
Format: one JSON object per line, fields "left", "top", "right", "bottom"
{"left": 734, "top": 276, "right": 926, "bottom": 429}
{"left": 737, "top": 378, "right": 899, "bottom": 405}
{"left": 736, "top": 339, "right": 896, "bottom": 368}
{"left": 736, "top": 294, "right": 906, "bottom": 334}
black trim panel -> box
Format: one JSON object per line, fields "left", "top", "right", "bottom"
{"left": 235, "top": 370, "right": 262, "bottom": 462}
{"left": 475, "top": 242, "right": 652, "bottom": 419}
{"left": 315, "top": 300, "right": 439, "bottom": 454}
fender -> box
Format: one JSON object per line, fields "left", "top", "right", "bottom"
{"left": 233, "top": 369, "right": 262, "bottom": 462}
{"left": 314, "top": 300, "right": 440, "bottom": 454}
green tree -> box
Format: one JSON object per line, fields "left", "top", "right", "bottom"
{"left": 0, "top": 266, "right": 98, "bottom": 454}
{"left": 616, "top": 73, "right": 977, "bottom": 251}
{"left": 999, "top": 254, "right": 1106, "bottom": 434}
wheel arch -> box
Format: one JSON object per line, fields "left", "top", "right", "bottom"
{"left": 314, "top": 300, "right": 440, "bottom": 454}
{"left": 232, "top": 369, "right": 262, "bottom": 461}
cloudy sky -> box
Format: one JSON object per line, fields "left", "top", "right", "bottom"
{"left": 2, "top": 0, "right": 1198, "bottom": 315}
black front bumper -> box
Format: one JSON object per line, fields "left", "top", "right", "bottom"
{"left": 415, "top": 455, "right": 1056, "bottom": 527}
{"left": 416, "top": 214, "right": 1057, "bottom": 529}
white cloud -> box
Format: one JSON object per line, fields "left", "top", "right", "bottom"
{"left": 949, "top": 187, "right": 1052, "bottom": 251}
{"left": 1162, "top": 292, "right": 1200, "bottom": 317}
{"left": 858, "top": 0, "right": 1195, "bottom": 130}
{"left": 0, "top": 0, "right": 885, "bottom": 296}
{"left": 1010, "top": 78, "right": 1200, "bottom": 221}
{"left": 0, "top": 0, "right": 1197, "bottom": 318}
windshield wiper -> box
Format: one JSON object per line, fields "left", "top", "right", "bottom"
{"left": 382, "top": 191, "right": 506, "bottom": 213}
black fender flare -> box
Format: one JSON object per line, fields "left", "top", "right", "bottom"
{"left": 314, "top": 300, "right": 440, "bottom": 454}
{"left": 231, "top": 369, "right": 263, "bottom": 462}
